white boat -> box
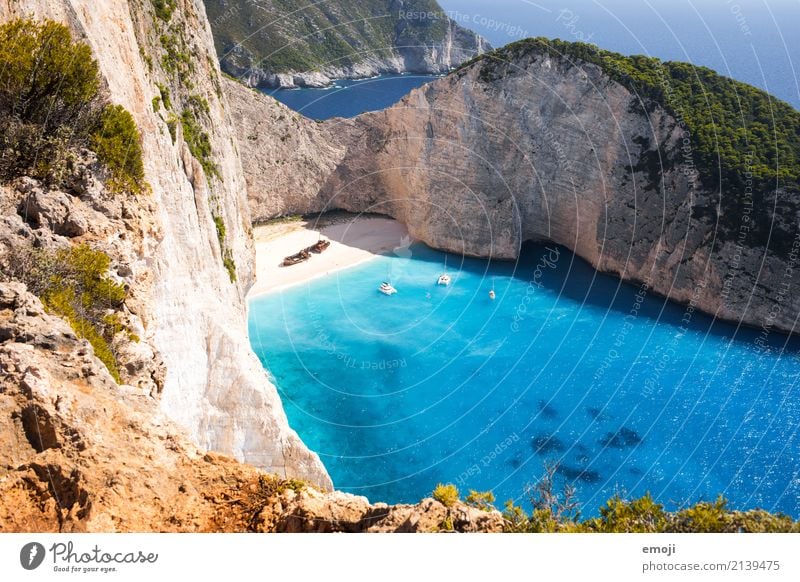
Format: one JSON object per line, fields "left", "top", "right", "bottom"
{"left": 438, "top": 256, "right": 451, "bottom": 286}
{"left": 489, "top": 290, "right": 496, "bottom": 300}
{"left": 379, "top": 282, "right": 397, "bottom": 295}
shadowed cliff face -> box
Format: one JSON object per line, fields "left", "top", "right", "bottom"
{"left": 232, "top": 48, "right": 800, "bottom": 336}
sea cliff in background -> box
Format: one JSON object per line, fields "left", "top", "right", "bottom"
{"left": 233, "top": 39, "right": 800, "bottom": 336}
{"left": 203, "top": 0, "right": 490, "bottom": 88}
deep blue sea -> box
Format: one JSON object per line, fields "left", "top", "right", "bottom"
{"left": 250, "top": 243, "right": 800, "bottom": 515}
{"left": 262, "top": 74, "right": 439, "bottom": 120}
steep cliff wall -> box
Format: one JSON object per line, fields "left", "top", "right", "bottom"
{"left": 233, "top": 41, "right": 800, "bottom": 336}
{"left": 204, "top": 0, "right": 490, "bottom": 88}
{"left": 321, "top": 46, "right": 800, "bottom": 335}
{"left": 0, "top": 0, "right": 330, "bottom": 488}
{"left": 225, "top": 77, "right": 347, "bottom": 220}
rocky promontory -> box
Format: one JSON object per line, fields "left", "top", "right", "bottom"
{"left": 0, "top": 0, "right": 330, "bottom": 491}
{"left": 203, "top": 0, "right": 490, "bottom": 88}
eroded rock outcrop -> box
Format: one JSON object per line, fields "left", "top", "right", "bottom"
{"left": 258, "top": 488, "right": 503, "bottom": 533}
{"left": 225, "top": 78, "right": 347, "bottom": 221}
{"left": 0, "top": 281, "right": 253, "bottom": 532}
{"left": 0, "top": 0, "right": 330, "bottom": 489}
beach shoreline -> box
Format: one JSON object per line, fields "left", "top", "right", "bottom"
{"left": 248, "top": 214, "right": 411, "bottom": 298}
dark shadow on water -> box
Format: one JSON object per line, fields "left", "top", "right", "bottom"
{"left": 531, "top": 434, "right": 566, "bottom": 455}
{"left": 557, "top": 464, "right": 603, "bottom": 485}
{"left": 538, "top": 400, "right": 560, "bottom": 420}
{"left": 599, "top": 427, "right": 643, "bottom": 449}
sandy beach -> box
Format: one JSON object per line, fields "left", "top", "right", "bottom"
{"left": 248, "top": 214, "right": 411, "bottom": 297}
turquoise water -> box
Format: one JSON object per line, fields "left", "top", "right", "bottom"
{"left": 263, "top": 74, "right": 439, "bottom": 120}
{"left": 249, "top": 243, "right": 800, "bottom": 516}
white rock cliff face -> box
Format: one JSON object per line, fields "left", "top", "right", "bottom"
{"left": 325, "top": 56, "right": 800, "bottom": 335}
{"left": 233, "top": 50, "right": 800, "bottom": 336}
{"left": 0, "top": 0, "right": 330, "bottom": 488}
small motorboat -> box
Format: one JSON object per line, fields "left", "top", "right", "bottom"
{"left": 308, "top": 238, "right": 331, "bottom": 254}
{"left": 282, "top": 249, "right": 311, "bottom": 267}
{"left": 379, "top": 282, "right": 398, "bottom": 295}
{"left": 437, "top": 256, "right": 451, "bottom": 286}
{"left": 489, "top": 290, "right": 496, "bottom": 300}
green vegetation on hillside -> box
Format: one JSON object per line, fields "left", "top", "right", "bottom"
{"left": 468, "top": 38, "right": 800, "bottom": 198}
{"left": 0, "top": 20, "right": 146, "bottom": 381}
{"left": 431, "top": 476, "right": 799, "bottom": 533}
{"left": 151, "top": 0, "right": 177, "bottom": 22}
{"left": 144, "top": 8, "right": 235, "bottom": 284}
{"left": 91, "top": 105, "right": 146, "bottom": 194}
{"left": 202, "top": 0, "right": 483, "bottom": 77}
{"left": 9, "top": 244, "right": 132, "bottom": 383}
{"left": 0, "top": 20, "right": 145, "bottom": 193}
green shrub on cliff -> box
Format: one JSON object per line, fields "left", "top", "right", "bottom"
{"left": 432, "top": 483, "right": 460, "bottom": 507}
{"left": 587, "top": 494, "right": 669, "bottom": 533}
{"left": 152, "top": 0, "right": 177, "bottom": 22}
{"left": 10, "top": 243, "right": 129, "bottom": 383}
{"left": 491, "top": 464, "right": 799, "bottom": 532}
{"left": 0, "top": 20, "right": 100, "bottom": 130}
{"left": 500, "top": 492, "right": 799, "bottom": 533}
{"left": 181, "top": 108, "right": 219, "bottom": 180}
{"left": 91, "top": 105, "right": 146, "bottom": 194}
{"left": 465, "top": 490, "right": 496, "bottom": 511}
{"left": 0, "top": 19, "right": 145, "bottom": 193}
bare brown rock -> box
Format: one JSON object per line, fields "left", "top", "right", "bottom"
{"left": 0, "top": 0, "right": 331, "bottom": 489}
{"left": 257, "top": 488, "right": 503, "bottom": 533}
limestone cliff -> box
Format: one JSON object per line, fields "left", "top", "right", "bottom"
{"left": 233, "top": 40, "right": 800, "bottom": 336}
{"left": 225, "top": 77, "right": 347, "bottom": 220}
{"left": 203, "top": 0, "right": 490, "bottom": 88}
{"left": 0, "top": 0, "right": 330, "bottom": 489}
{"left": 325, "top": 45, "right": 800, "bottom": 335}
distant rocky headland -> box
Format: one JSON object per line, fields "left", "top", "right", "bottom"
{"left": 203, "top": 0, "right": 491, "bottom": 88}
